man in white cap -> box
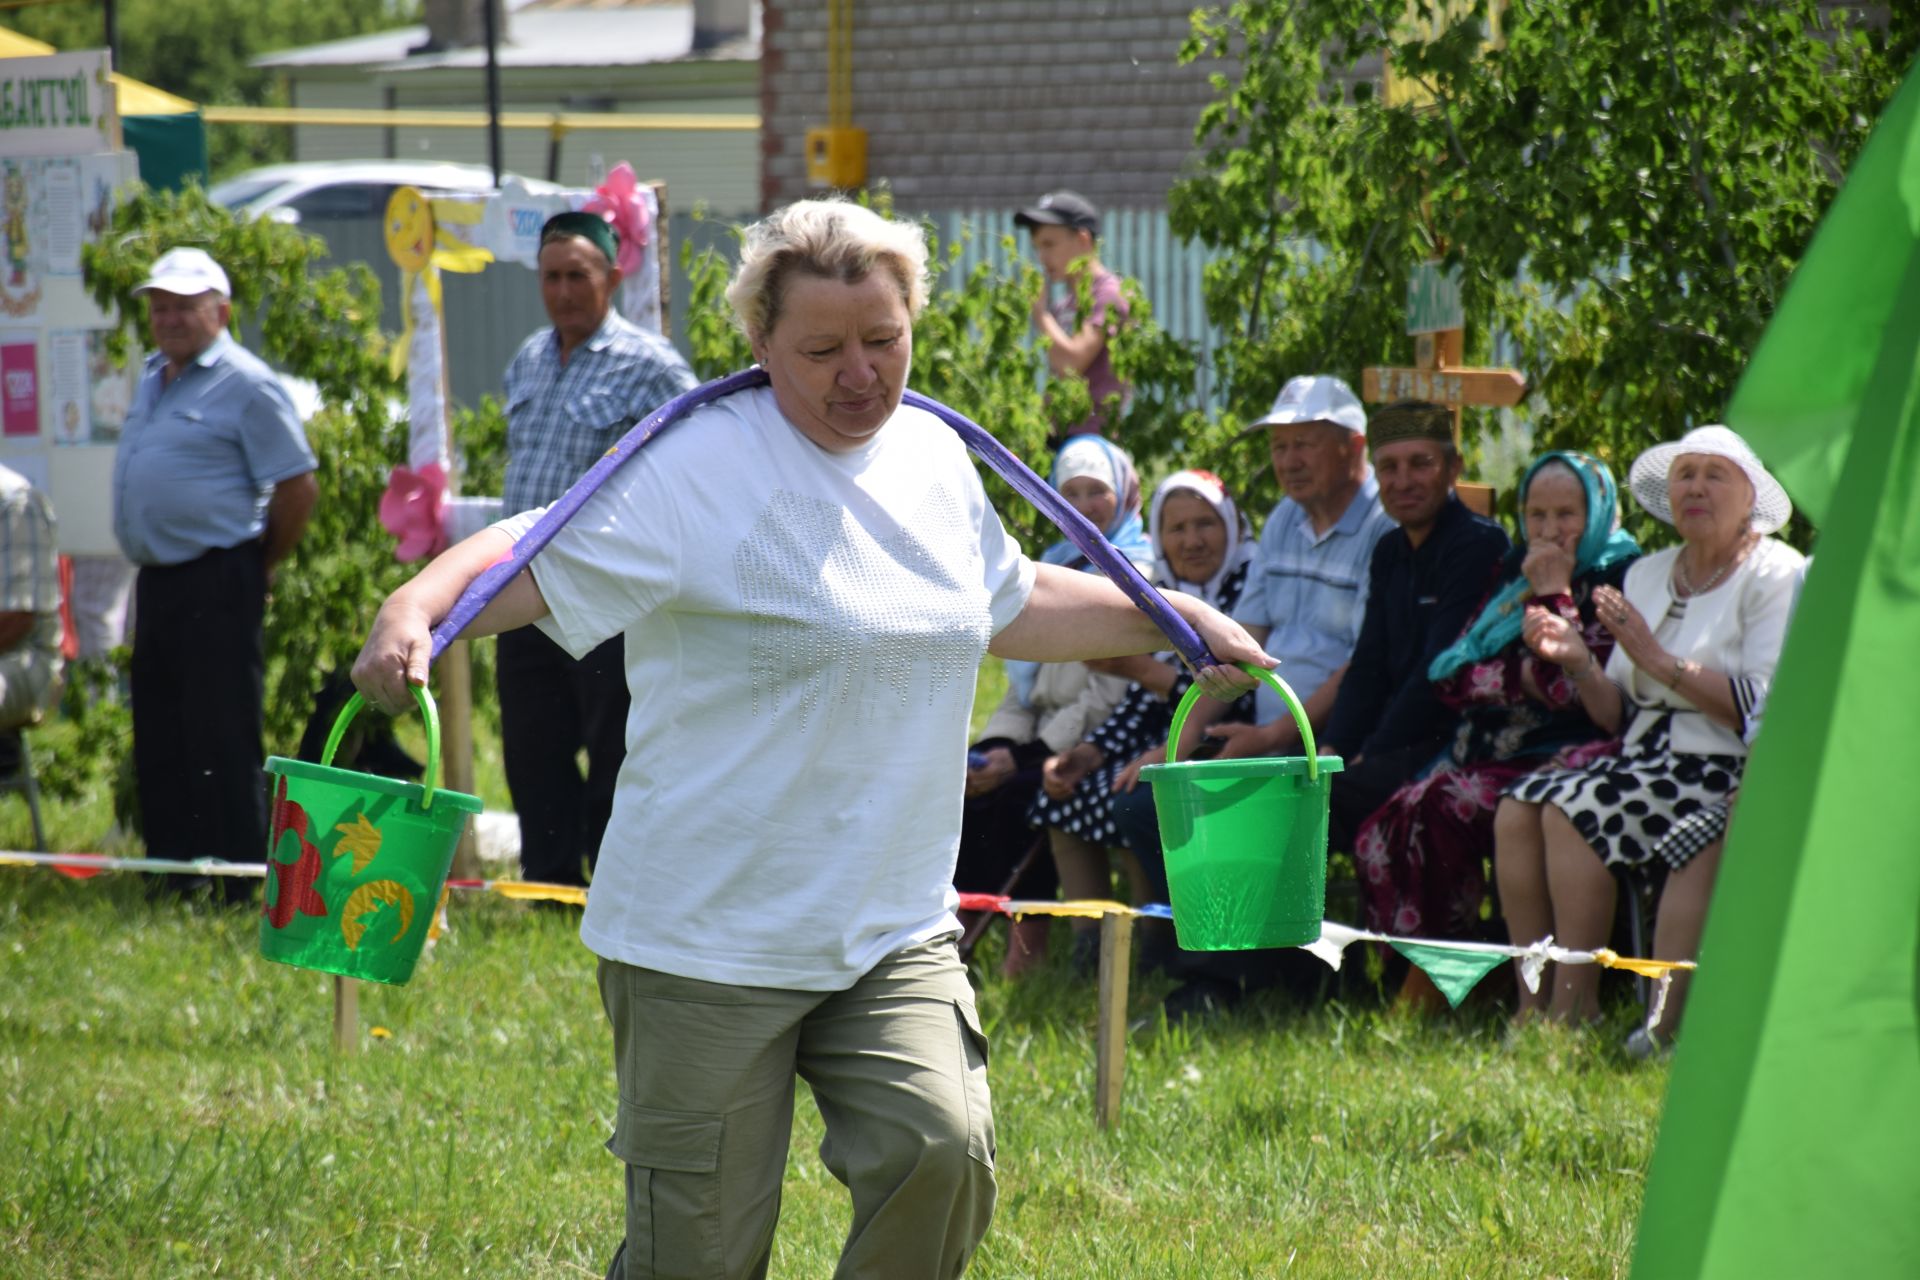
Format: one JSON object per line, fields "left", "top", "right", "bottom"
{"left": 1104, "top": 374, "right": 1395, "bottom": 1016}
{"left": 1186, "top": 374, "right": 1393, "bottom": 758}
{"left": 112, "top": 246, "right": 317, "bottom": 901}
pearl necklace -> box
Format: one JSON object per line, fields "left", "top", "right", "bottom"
{"left": 1673, "top": 536, "right": 1752, "bottom": 598}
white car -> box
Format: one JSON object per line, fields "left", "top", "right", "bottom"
{"left": 209, "top": 160, "right": 565, "bottom": 224}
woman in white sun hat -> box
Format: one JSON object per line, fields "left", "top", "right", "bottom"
{"left": 1494, "top": 425, "right": 1805, "bottom": 1034}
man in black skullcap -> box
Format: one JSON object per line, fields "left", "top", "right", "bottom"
{"left": 496, "top": 211, "right": 698, "bottom": 887}
{"left": 1320, "top": 400, "right": 1511, "bottom": 857}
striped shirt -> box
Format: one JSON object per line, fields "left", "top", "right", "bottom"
{"left": 1233, "top": 475, "right": 1395, "bottom": 722}
{"left": 502, "top": 311, "right": 699, "bottom": 514}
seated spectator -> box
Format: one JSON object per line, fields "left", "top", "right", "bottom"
{"left": 0, "top": 462, "right": 64, "bottom": 730}
{"left": 1618, "top": 561, "right": 1803, "bottom": 1057}
{"left": 1171, "top": 375, "right": 1392, "bottom": 764}
{"left": 1496, "top": 426, "right": 1804, "bottom": 1034}
{"left": 959, "top": 434, "right": 1144, "bottom": 973}
{"left": 1030, "top": 469, "right": 1256, "bottom": 970}
{"left": 1107, "top": 376, "right": 1393, "bottom": 1014}
{"left": 1354, "top": 452, "right": 1639, "bottom": 987}
{"left": 1320, "top": 402, "right": 1512, "bottom": 860}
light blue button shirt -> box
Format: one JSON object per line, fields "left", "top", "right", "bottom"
{"left": 1233, "top": 474, "right": 1396, "bottom": 722}
{"left": 112, "top": 333, "right": 316, "bottom": 567}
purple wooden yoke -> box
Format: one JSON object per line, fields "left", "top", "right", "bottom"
{"left": 428, "top": 369, "right": 1218, "bottom": 671}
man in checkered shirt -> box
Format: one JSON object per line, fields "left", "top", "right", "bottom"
{"left": 0, "top": 461, "right": 61, "bottom": 732}
{"left": 498, "top": 211, "right": 698, "bottom": 888}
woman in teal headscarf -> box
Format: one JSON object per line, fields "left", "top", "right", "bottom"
{"left": 1353, "top": 451, "right": 1640, "bottom": 946}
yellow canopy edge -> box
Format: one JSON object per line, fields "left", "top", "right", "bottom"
{"left": 0, "top": 28, "right": 198, "bottom": 115}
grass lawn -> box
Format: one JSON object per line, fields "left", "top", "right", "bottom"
{"left": 2, "top": 661, "right": 1667, "bottom": 1276}
{"left": 0, "top": 870, "right": 1666, "bottom": 1279}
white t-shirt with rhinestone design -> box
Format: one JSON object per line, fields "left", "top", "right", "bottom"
{"left": 495, "top": 386, "right": 1035, "bottom": 990}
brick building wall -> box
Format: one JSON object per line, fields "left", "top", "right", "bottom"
{"left": 761, "top": 0, "right": 1245, "bottom": 212}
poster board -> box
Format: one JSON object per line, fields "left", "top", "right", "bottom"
{"left": 0, "top": 49, "right": 135, "bottom": 555}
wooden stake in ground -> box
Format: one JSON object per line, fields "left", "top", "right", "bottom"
{"left": 437, "top": 640, "right": 481, "bottom": 880}
{"left": 1094, "top": 911, "right": 1134, "bottom": 1129}
{"left": 333, "top": 976, "right": 358, "bottom": 1055}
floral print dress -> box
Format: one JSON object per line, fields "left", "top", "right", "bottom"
{"left": 1354, "top": 561, "right": 1629, "bottom": 937}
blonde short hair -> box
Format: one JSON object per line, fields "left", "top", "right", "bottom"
{"left": 726, "top": 199, "right": 931, "bottom": 342}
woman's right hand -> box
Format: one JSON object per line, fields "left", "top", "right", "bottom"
{"left": 964, "top": 746, "right": 1017, "bottom": 797}
{"left": 1521, "top": 541, "right": 1576, "bottom": 597}
{"left": 1521, "top": 604, "right": 1590, "bottom": 670}
{"left": 352, "top": 598, "right": 434, "bottom": 716}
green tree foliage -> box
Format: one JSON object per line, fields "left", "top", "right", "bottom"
{"left": 84, "top": 184, "right": 408, "bottom": 753}
{"left": 1172, "top": 0, "right": 1920, "bottom": 538}
{"left": 7, "top": 0, "right": 415, "bottom": 176}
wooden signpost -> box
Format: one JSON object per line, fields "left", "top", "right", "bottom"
{"left": 1362, "top": 260, "right": 1526, "bottom": 516}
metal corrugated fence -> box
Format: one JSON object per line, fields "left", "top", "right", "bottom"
{"left": 303, "top": 207, "right": 1227, "bottom": 411}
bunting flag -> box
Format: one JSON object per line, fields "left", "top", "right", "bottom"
{"left": 1390, "top": 943, "right": 1510, "bottom": 1009}
{"left": 6, "top": 854, "right": 1687, "bottom": 1007}
{"left": 1629, "top": 62, "right": 1920, "bottom": 1279}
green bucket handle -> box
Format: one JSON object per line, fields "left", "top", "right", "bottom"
{"left": 321, "top": 684, "right": 441, "bottom": 811}
{"left": 1165, "top": 662, "right": 1319, "bottom": 781}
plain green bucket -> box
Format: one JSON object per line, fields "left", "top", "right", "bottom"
{"left": 259, "top": 686, "right": 482, "bottom": 986}
{"left": 1139, "top": 663, "right": 1343, "bottom": 951}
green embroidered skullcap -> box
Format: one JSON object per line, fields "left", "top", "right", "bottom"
{"left": 1368, "top": 399, "right": 1455, "bottom": 451}
{"left": 540, "top": 211, "right": 619, "bottom": 268}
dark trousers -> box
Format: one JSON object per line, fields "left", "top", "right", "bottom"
{"left": 954, "top": 768, "right": 1059, "bottom": 900}
{"left": 132, "top": 542, "right": 268, "bottom": 903}
{"left": 496, "top": 626, "right": 630, "bottom": 887}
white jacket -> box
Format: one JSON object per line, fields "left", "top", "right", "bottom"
{"left": 1610, "top": 538, "right": 1806, "bottom": 758}
{"left": 980, "top": 661, "right": 1132, "bottom": 756}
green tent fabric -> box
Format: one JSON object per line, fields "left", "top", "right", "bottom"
{"left": 1389, "top": 942, "right": 1508, "bottom": 1008}
{"left": 1630, "top": 63, "right": 1920, "bottom": 1279}
{"left": 123, "top": 111, "right": 207, "bottom": 193}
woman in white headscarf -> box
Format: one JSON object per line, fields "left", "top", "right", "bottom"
{"left": 955, "top": 437, "right": 1148, "bottom": 960}
{"left": 1022, "top": 469, "right": 1257, "bottom": 971}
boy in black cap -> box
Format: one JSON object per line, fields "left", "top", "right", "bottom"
{"left": 1015, "top": 191, "right": 1131, "bottom": 435}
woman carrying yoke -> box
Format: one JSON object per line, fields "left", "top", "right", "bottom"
{"left": 352, "top": 199, "right": 1267, "bottom": 1279}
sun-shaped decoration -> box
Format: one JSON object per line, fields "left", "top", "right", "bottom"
{"left": 384, "top": 186, "right": 434, "bottom": 274}
{"left": 333, "top": 812, "right": 384, "bottom": 875}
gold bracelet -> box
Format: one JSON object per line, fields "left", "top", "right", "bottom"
{"left": 1569, "top": 654, "right": 1594, "bottom": 682}
{"left": 1668, "top": 655, "right": 1691, "bottom": 689}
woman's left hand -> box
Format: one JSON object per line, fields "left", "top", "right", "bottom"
{"left": 1593, "top": 585, "right": 1662, "bottom": 667}
{"left": 1179, "top": 602, "right": 1273, "bottom": 700}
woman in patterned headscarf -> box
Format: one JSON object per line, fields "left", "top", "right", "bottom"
{"left": 1352, "top": 452, "right": 1639, "bottom": 976}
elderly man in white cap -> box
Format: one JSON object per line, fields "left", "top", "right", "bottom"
{"left": 1181, "top": 375, "right": 1394, "bottom": 759}
{"left": 112, "top": 246, "right": 317, "bottom": 902}
{"left": 1097, "top": 374, "right": 1396, "bottom": 1016}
